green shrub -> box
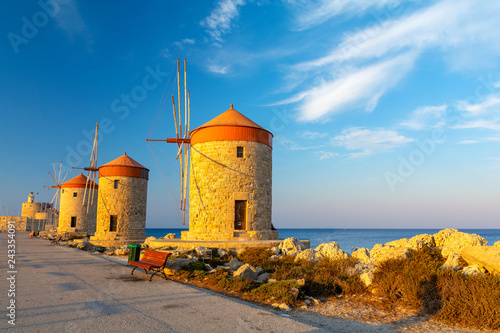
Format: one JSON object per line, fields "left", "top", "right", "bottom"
{"left": 251, "top": 280, "right": 300, "bottom": 303}
{"left": 182, "top": 262, "right": 207, "bottom": 272}
{"left": 237, "top": 248, "right": 275, "bottom": 272}
{"left": 434, "top": 270, "right": 500, "bottom": 330}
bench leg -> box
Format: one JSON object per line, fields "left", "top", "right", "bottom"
{"left": 131, "top": 267, "right": 138, "bottom": 276}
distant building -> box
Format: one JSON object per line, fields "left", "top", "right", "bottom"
{"left": 0, "top": 192, "right": 57, "bottom": 232}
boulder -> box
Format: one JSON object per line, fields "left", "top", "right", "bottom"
{"left": 434, "top": 229, "right": 487, "bottom": 258}
{"left": 441, "top": 252, "right": 463, "bottom": 271}
{"left": 271, "top": 247, "right": 281, "bottom": 255}
{"left": 279, "top": 237, "right": 305, "bottom": 256}
{"left": 352, "top": 248, "right": 370, "bottom": 262}
{"left": 462, "top": 264, "right": 487, "bottom": 277}
{"left": 256, "top": 272, "right": 270, "bottom": 283}
{"left": 164, "top": 258, "right": 196, "bottom": 275}
{"left": 370, "top": 243, "right": 410, "bottom": 265}
{"left": 233, "top": 264, "right": 259, "bottom": 280}
{"left": 270, "top": 255, "right": 279, "bottom": 260}
{"left": 461, "top": 246, "right": 500, "bottom": 275}
{"left": 225, "top": 258, "right": 244, "bottom": 272}
{"left": 494, "top": 241, "right": 500, "bottom": 247}
{"left": 315, "top": 242, "right": 349, "bottom": 260}
{"left": 385, "top": 233, "right": 435, "bottom": 251}
{"left": 360, "top": 272, "right": 373, "bottom": 287}
{"left": 143, "top": 236, "right": 157, "bottom": 247}
{"left": 217, "top": 248, "right": 229, "bottom": 257}
{"left": 163, "top": 233, "right": 176, "bottom": 239}
{"left": 295, "top": 248, "right": 323, "bottom": 263}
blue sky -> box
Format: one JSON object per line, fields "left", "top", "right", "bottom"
{"left": 1, "top": 0, "right": 500, "bottom": 229}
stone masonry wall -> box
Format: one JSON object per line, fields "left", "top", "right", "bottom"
{"left": 58, "top": 187, "right": 98, "bottom": 235}
{"left": 185, "top": 140, "right": 277, "bottom": 241}
{"left": 21, "top": 202, "right": 42, "bottom": 219}
{"left": 93, "top": 176, "right": 147, "bottom": 242}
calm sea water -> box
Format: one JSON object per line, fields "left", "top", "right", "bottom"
{"left": 145, "top": 228, "right": 500, "bottom": 254}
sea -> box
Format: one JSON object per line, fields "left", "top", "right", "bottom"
{"left": 145, "top": 228, "right": 500, "bottom": 254}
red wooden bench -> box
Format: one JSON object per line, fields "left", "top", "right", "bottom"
{"left": 128, "top": 250, "right": 171, "bottom": 281}
{"left": 50, "top": 235, "right": 62, "bottom": 246}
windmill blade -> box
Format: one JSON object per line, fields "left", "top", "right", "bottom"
{"left": 58, "top": 161, "right": 63, "bottom": 185}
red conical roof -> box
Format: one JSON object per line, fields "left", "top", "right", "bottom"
{"left": 61, "top": 173, "right": 98, "bottom": 189}
{"left": 100, "top": 152, "right": 147, "bottom": 169}
{"left": 98, "top": 152, "right": 149, "bottom": 180}
{"left": 190, "top": 104, "right": 273, "bottom": 147}
{"left": 197, "top": 104, "right": 265, "bottom": 130}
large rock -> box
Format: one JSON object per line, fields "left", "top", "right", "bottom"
{"left": 224, "top": 258, "right": 244, "bottom": 272}
{"left": 494, "top": 241, "right": 500, "bottom": 247}
{"left": 370, "top": 243, "right": 410, "bottom": 265}
{"left": 279, "top": 237, "right": 305, "bottom": 256}
{"left": 315, "top": 242, "right": 349, "bottom": 260}
{"left": 143, "top": 236, "right": 157, "bottom": 247}
{"left": 441, "top": 252, "right": 463, "bottom": 271}
{"left": 163, "top": 233, "right": 176, "bottom": 239}
{"left": 294, "top": 249, "right": 323, "bottom": 263}
{"left": 461, "top": 246, "right": 500, "bottom": 275}
{"left": 385, "top": 233, "right": 435, "bottom": 251}
{"left": 256, "top": 272, "right": 270, "bottom": 283}
{"left": 352, "top": 248, "right": 370, "bottom": 262}
{"left": 434, "top": 229, "right": 487, "bottom": 258}
{"left": 233, "top": 264, "right": 259, "bottom": 280}
{"left": 163, "top": 258, "right": 196, "bottom": 275}
{"left": 462, "top": 264, "right": 487, "bottom": 277}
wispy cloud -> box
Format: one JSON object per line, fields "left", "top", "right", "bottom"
{"left": 201, "top": 0, "right": 246, "bottom": 45}
{"left": 400, "top": 105, "right": 448, "bottom": 130}
{"left": 275, "top": 137, "right": 323, "bottom": 151}
{"left": 206, "top": 63, "right": 231, "bottom": 74}
{"left": 453, "top": 120, "right": 500, "bottom": 131}
{"left": 299, "top": 131, "right": 328, "bottom": 139}
{"left": 173, "top": 38, "right": 196, "bottom": 49}
{"left": 457, "top": 95, "right": 500, "bottom": 115}
{"left": 278, "top": 0, "right": 500, "bottom": 123}
{"left": 277, "top": 51, "right": 417, "bottom": 121}
{"left": 332, "top": 127, "right": 412, "bottom": 158}
{"left": 460, "top": 137, "right": 500, "bottom": 144}
{"left": 54, "top": 0, "right": 91, "bottom": 43}
{"left": 316, "top": 151, "right": 337, "bottom": 160}
{"left": 284, "top": 0, "right": 403, "bottom": 31}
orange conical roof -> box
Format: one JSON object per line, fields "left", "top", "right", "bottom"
{"left": 61, "top": 173, "right": 98, "bottom": 189}
{"left": 98, "top": 152, "right": 149, "bottom": 180}
{"left": 100, "top": 152, "right": 147, "bottom": 169}
{"left": 197, "top": 104, "right": 265, "bottom": 130}
{"left": 190, "top": 104, "right": 273, "bottom": 147}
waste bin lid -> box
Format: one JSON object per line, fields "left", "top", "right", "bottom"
{"left": 129, "top": 244, "right": 141, "bottom": 248}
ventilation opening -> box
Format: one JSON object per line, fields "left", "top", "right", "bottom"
{"left": 70, "top": 216, "right": 77, "bottom": 228}
{"left": 237, "top": 146, "right": 244, "bottom": 158}
{"left": 110, "top": 215, "right": 118, "bottom": 232}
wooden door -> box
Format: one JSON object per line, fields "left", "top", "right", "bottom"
{"left": 234, "top": 200, "right": 247, "bottom": 230}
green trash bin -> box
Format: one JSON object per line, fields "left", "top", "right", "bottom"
{"left": 128, "top": 244, "right": 141, "bottom": 263}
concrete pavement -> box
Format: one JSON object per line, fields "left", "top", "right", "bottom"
{"left": 0, "top": 232, "right": 323, "bottom": 332}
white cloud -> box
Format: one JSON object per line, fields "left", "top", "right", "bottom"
{"left": 206, "top": 63, "right": 231, "bottom": 74}
{"left": 299, "top": 131, "right": 328, "bottom": 139}
{"left": 54, "top": 0, "right": 90, "bottom": 42}
{"left": 284, "top": 0, "right": 403, "bottom": 31}
{"left": 457, "top": 95, "right": 500, "bottom": 115}
{"left": 400, "top": 104, "right": 448, "bottom": 130}
{"left": 275, "top": 137, "right": 323, "bottom": 150}
{"left": 495, "top": 82, "right": 500, "bottom": 89}
{"left": 278, "top": 51, "right": 417, "bottom": 121}
{"left": 294, "top": 0, "right": 500, "bottom": 71}
{"left": 453, "top": 120, "right": 500, "bottom": 131}
{"left": 173, "top": 38, "right": 196, "bottom": 49}
{"left": 316, "top": 151, "right": 337, "bottom": 160}
{"left": 333, "top": 127, "right": 412, "bottom": 158}
{"left": 459, "top": 137, "right": 500, "bottom": 144}
{"left": 201, "top": 0, "right": 246, "bottom": 44}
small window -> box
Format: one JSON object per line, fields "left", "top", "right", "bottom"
{"left": 237, "top": 146, "right": 244, "bottom": 158}
{"left": 110, "top": 215, "right": 118, "bottom": 232}
{"left": 114, "top": 180, "right": 119, "bottom": 189}
{"left": 70, "top": 216, "right": 77, "bottom": 228}
{"left": 73, "top": 192, "right": 77, "bottom": 198}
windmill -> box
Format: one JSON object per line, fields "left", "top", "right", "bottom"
{"left": 45, "top": 161, "right": 69, "bottom": 214}
{"left": 147, "top": 58, "right": 191, "bottom": 225}
{"left": 74, "top": 122, "right": 99, "bottom": 219}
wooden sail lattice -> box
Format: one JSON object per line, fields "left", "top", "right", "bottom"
{"left": 147, "top": 58, "right": 191, "bottom": 225}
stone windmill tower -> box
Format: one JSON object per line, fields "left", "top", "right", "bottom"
{"left": 57, "top": 173, "right": 98, "bottom": 236}
{"left": 91, "top": 153, "right": 149, "bottom": 246}
{"left": 181, "top": 104, "right": 278, "bottom": 242}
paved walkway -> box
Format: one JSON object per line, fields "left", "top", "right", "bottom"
{"left": 0, "top": 232, "right": 397, "bottom": 332}
{"left": 0, "top": 232, "right": 322, "bottom": 332}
